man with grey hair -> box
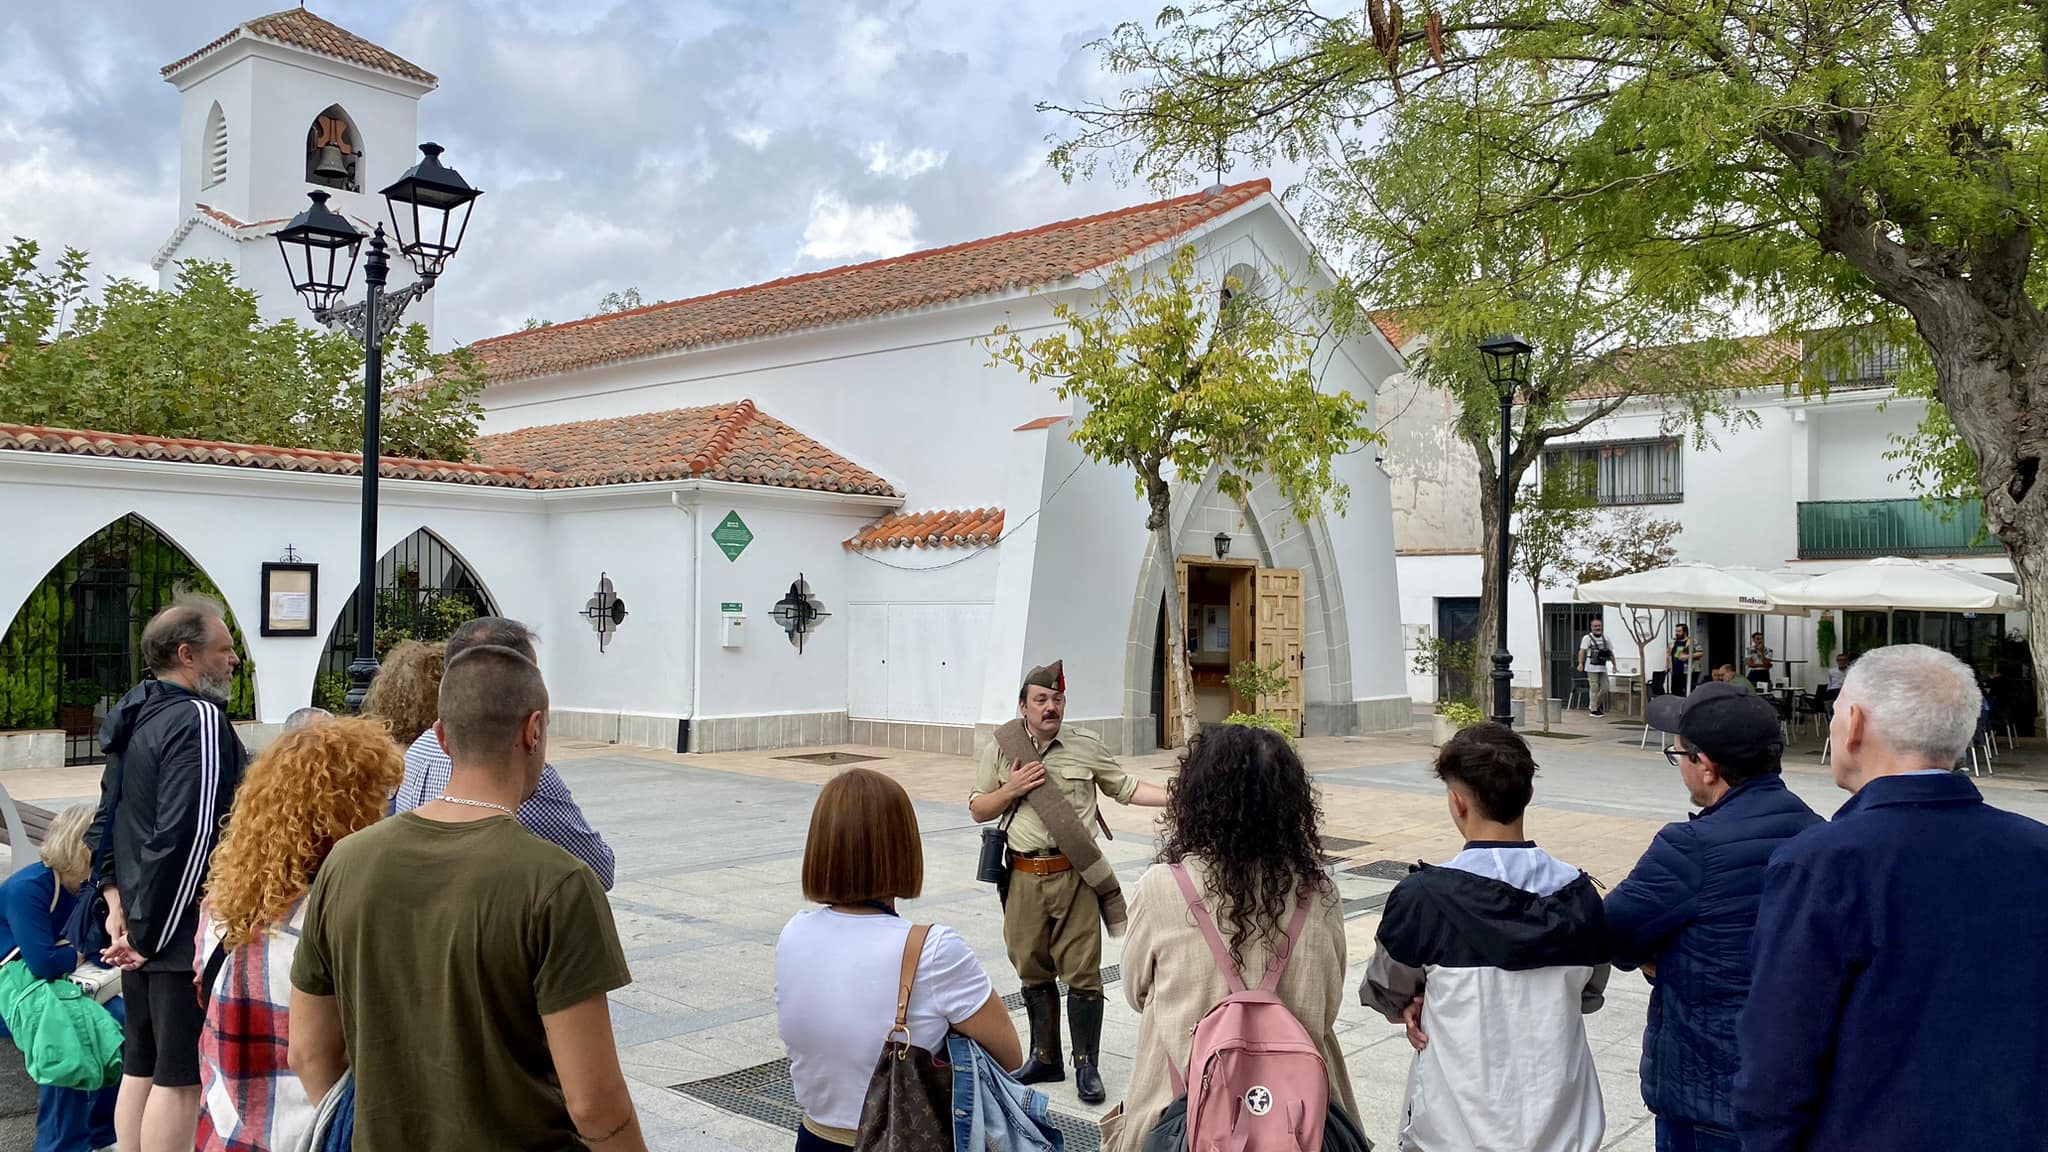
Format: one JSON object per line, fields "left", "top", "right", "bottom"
{"left": 90, "top": 594, "right": 247, "bottom": 1152}
{"left": 1735, "top": 644, "right": 2048, "bottom": 1152}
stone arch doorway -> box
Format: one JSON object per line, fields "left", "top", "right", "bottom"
{"left": 1123, "top": 468, "right": 1355, "bottom": 752}
{"left": 314, "top": 528, "right": 498, "bottom": 709}
{"left": 0, "top": 514, "right": 257, "bottom": 764}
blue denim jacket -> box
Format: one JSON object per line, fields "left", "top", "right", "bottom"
{"left": 947, "top": 1034, "right": 1063, "bottom": 1152}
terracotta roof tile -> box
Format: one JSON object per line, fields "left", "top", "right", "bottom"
{"left": 163, "top": 8, "right": 436, "bottom": 86}
{"left": 846, "top": 508, "right": 1004, "bottom": 551}
{"left": 1573, "top": 333, "right": 1801, "bottom": 400}
{"left": 1013, "top": 415, "right": 1068, "bottom": 431}
{"left": 468, "top": 180, "right": 1274, "bottom": 384}
{"left": 474, "top": 400, "right": 897, "bottom": 495}
{"left": 0, "top": 423, "right": 527, "bottom": 486}
{"left": 1369, "top": 310, "right": 1417, "bottom": 349}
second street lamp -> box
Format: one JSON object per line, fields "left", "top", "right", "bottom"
{"left": 1478, "top": 333, "right": 1532, "bottom": 729}
{"left": 276, "top": 142, "right": 482, "bottom": 713}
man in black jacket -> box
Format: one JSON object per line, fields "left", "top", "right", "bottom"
{"left": 91, "top": 595, "right": 246, "bottom": 1152}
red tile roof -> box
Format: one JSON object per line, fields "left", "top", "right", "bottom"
{"left": 845, "top": 508, "right": 1004, "bottom": 551}
{"left": 1573, "top": 334, "right": 1801, "bottom": 400}
{"left": 1013, "top": 415, "right": 1069, "bottom": 431}
{"left": 0, "top": 402, "right": 894, "bottom": 497}
{"left": 1369, "top": 310, "right": 1417, "bottom": 349}
{"left": 474, "top": 400, "right": 896, "bottom": 495}
{"left": 163, "top": 8, "right": 436, "bottom": 86}
{"left": 0, "top": 423, "right": 528, "bottom": 486}
{"left": 467, "top": 180, "right": 1275, "bottom": 384}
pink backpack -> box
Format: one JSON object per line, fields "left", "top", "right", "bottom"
{"left": 1167, "top": 863, "right": 1328, "bottom": 1152}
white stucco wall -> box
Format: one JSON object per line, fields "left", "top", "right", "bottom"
{"left": 844, "top": 542, "right": 1000, "bottom": 725}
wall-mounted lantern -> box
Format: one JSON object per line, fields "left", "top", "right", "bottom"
{"left": 582, "top": 573, "right": 628, "bottom": 652}
{"left": 770, "top": 575, "right": 829, "bottom": 653}
{"left": 1214, "top": 531, "right": 1232, "bottom": 561}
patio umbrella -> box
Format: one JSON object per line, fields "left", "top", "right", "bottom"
{"left": 1768, "top": 557, "right": 2021, "bottom": 612}
{"left": 1576, "top": 563, "right": 1807, "bottom": 697}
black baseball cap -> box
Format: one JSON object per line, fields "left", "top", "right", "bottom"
{"left": 1647, "top": 682, "right": 1785, "bottom": 763}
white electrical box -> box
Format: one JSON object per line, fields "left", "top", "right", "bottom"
{"left": 721, "top": 613, "right": 745, "bottom": 648}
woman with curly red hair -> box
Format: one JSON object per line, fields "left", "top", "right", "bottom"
{"left": 194, "top": 715, "right": 402, "bottom": 1152}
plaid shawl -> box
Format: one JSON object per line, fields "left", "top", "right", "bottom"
{"left": 195, "top": 902, "right": 317, "bottom": 1152}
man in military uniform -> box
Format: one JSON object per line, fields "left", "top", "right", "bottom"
{"left": 969, "top": 660, "right": 1167, "bottom": 1104}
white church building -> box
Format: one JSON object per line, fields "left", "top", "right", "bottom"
{"left": 0, "top": 9, "right": 1411, "bottom": 769}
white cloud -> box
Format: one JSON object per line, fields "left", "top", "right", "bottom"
{"left": 864, "top": 141, "right": 947, "bottom": 179}
{"left": 799, "top": 191, "right": 917, "bottom": 262}
{"left": 732, "top": 124, "right": 775, "bottom": 150}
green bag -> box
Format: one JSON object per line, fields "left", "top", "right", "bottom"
{"left": 0, "top": 886, "right": 123, "bottom": 1091}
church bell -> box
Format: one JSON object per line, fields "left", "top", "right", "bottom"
{"left": 313, "top": 144, "right": 350, "bottom": 180}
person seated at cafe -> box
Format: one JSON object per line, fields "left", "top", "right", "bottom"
{"left": 1744, "top": 633, "right": 1773, "bottom": 688}
{"left": 1712, "top": 665, "right": 1756, "bottom": 696}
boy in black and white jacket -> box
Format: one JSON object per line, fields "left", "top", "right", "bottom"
{"left": 1362, "top": 723, "right": 1610, "bottom": 1152}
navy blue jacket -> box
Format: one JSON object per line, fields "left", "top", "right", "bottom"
{"left": 1735, "top": 772, "right": 2048, "bottom": 1152}
{"left": 0, "top": 863, "right": 80, "bottom": 982}
{"left": 1603, "top": 774, "right": 1821, "bottom": 1129}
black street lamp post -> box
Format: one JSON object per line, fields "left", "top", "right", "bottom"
{"left": 276, "top": 143, "right": 481, "bottom": 712}
{"left": 1478, "top": 334, "right": 1532, "bottom": 729}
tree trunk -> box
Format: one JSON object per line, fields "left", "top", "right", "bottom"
{"left": 1532, "top": 583, "right": 1550, "bottom": 732}
{"left": 1145, "top": 475, "right": 1200, "bottom": 749}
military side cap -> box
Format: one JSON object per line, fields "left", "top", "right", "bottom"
{"left": 1023, "top": 660, "right": 1065, "bottom": 693}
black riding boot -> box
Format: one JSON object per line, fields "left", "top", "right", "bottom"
{"left": 1014, "top": 984, "right": 1065, "bottom": 1084}
{"left": 1069, "top": 989, "right": 1106, "bottom": 1105}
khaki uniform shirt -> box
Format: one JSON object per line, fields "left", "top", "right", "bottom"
{"left": 971, "top": 726, "right": 1137, "bottom": 854}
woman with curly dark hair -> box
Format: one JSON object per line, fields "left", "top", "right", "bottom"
{"left": 1100, "top": 725, "right": 1359, "bottom": 1152}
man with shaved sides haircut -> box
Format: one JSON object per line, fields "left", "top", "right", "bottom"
{"left": 289, "top": 636, "right": 645, "bottom": 1152}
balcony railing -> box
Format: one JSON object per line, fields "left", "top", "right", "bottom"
{"left": 1796, "top": 498, "right": 2004, "bottom": 560}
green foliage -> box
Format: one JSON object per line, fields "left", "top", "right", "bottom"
{"left": 1223, "top": 711, "right": 1296, "bottom": 745}
{"left": 1224, "top": 658, "right": 1289, "bottom": 702}
{"left": 1410, "top": 634, "right": 1475, "bottom": 679}
{"left": 1575, "top": 512, "right": 1683, "bottom": 586}
{"left": 1435, "top": 700, "right": 1485, "bottom": 730}
{"left": 0, "top": 240, "right": 485, "bottom": 461}
{"left": 311, "top": 673, "right": 350, "bottom": 713}
{"left": 1515, "top": 465, "right": 1598, "bottom": 728}
{"left": 1816, "top": 614, "right": 1838, "bottom": 667}
{"left": 594, "top": 288, "right": 646, "bottom": 315}
{"left": 988, "top": 245, "right": 1376, "bottom": 534}
{"left": 0, "top": 581, "right": 61, "bottom": 729}
{"left": 59, "top": 679, "right": 102, "bottom": 708}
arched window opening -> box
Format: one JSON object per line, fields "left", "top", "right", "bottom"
{"left": 315, "top": 529, "right": 497, "bottom": 710}
{"left": 0, "top": 515, "right": 257, "bottom": 764}
{"left": 203, "top": 102, "right": 229, "bottom": 189}
{"left": 306, "top": 104, "right": 363, "bottom": 193}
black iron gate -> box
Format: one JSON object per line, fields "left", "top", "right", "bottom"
{"left": 315, "top": 529, "right": 494, "bottom": 708}
{"left": 0, "top": 515, "right": 256, "bottom": 764}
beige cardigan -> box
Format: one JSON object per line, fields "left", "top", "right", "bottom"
{"left": 1101, "top": 859, "right": 1359, "bottom": 1152}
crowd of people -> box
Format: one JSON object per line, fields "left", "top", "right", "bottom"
{"left": 4, "top": 594, "right": 2041, "bottom": 1152}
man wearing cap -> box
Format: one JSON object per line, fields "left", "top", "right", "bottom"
{"left": 969, "top": 661, "right": 1168, "bottom": 1105}
{"left": 1602, "top": 682, "right": 1821, "bottom": 1152}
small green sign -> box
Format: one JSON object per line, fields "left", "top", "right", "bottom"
{"left": 712, "top": 511, "right": 754, "bottom": 561}
{"left": 720, "top": 602, "right": 743, "bottom": 613}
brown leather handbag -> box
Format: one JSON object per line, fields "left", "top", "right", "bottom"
{"left": 853, "top": 925, "right": 955, "bottom": 1152}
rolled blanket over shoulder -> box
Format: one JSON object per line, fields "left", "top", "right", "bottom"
{"left": 994, "top": 719, "right": 1128, "bottom": 938}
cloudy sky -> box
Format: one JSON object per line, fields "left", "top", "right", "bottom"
{"left": 0, "top": 0, "right": 1266, "bottom": 348}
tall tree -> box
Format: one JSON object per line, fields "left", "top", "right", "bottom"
{"left": 988, "top": 245, "right": 1373, "bottom": 745}
{"left": 1513, "top": 463, "right": 1598, "bottom": 731}
{"left": 0, "top": 239, "right": 486, "bottom": 460}
{"left": 1045, "top": 0, "right": 2048, "bottom": 718}
{"left": 1577, "top": 509, "right": 1687, "bottom": 695}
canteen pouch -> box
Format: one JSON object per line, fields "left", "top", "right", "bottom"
{"left": 976, "top": 799, "right": 1021, "bottom": 886}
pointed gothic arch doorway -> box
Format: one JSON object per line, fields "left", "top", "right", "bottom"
{"left": 314, "top": 529, "right": 497, "bottom": 709}
{"left": 0, "top": 514, "right": 257, "bottom": 763}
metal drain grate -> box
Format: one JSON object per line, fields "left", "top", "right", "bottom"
{"left": 1341, "top": 892, "right": 1392, "bottom": 918}
{"left": 999, "top": 966, "right": 1121, "bottom": 1011}
{"left": 774, "top": 751, "right": 884, "bottom": 766}
{"left": 672, "top": 1058, "right": 1102, "bottom": 1152}
{"left": 1344, "top": 859, "right": 1416, "bottom": 882}
{"left": 1320, "top": 836, "right": 1371, "bottom": 853}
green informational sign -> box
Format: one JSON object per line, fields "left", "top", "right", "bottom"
{"left": 712, "top": 511, "right": 754, "bottom": 561}
{"left": 720, "top": 602, "right": 743, "bottom": 613}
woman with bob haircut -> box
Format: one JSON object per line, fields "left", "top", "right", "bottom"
{"left": 358, "top": 639, "right": 444, "bottom": 748}
{"left": 0, "top": 804, "right": 123, "bottom": 1152}
{"left": 1102, "top": 725, "right": 1359, "bottom": 1152}
{"left": 774, "top": 768, "right": 1020, "bottom": 1151}
{"left": 194, "top": 715, "right": 404, "bottom": 1152}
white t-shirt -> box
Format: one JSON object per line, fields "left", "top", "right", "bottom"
{"left": 774, "top": 909, "right": 994, "bottom": 1129}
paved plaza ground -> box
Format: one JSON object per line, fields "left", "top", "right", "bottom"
{"left": 4, "top": 713, "right": 2045, "bottom": 1152}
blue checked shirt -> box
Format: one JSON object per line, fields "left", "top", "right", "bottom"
{"left": 395, "top": 730, "right": 617, "bottom": 890}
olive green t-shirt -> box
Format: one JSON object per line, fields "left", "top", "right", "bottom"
{"left": 292, "top": 813, "right": 631, "bottom": 1152}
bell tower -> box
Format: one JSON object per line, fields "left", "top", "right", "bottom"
{"left": 154, "top": 8, "right": 439, "bottom": 336}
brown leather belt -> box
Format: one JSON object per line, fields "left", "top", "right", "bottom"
{"left": 1009, "top": 852, "right": 1072, "bottom": 876}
